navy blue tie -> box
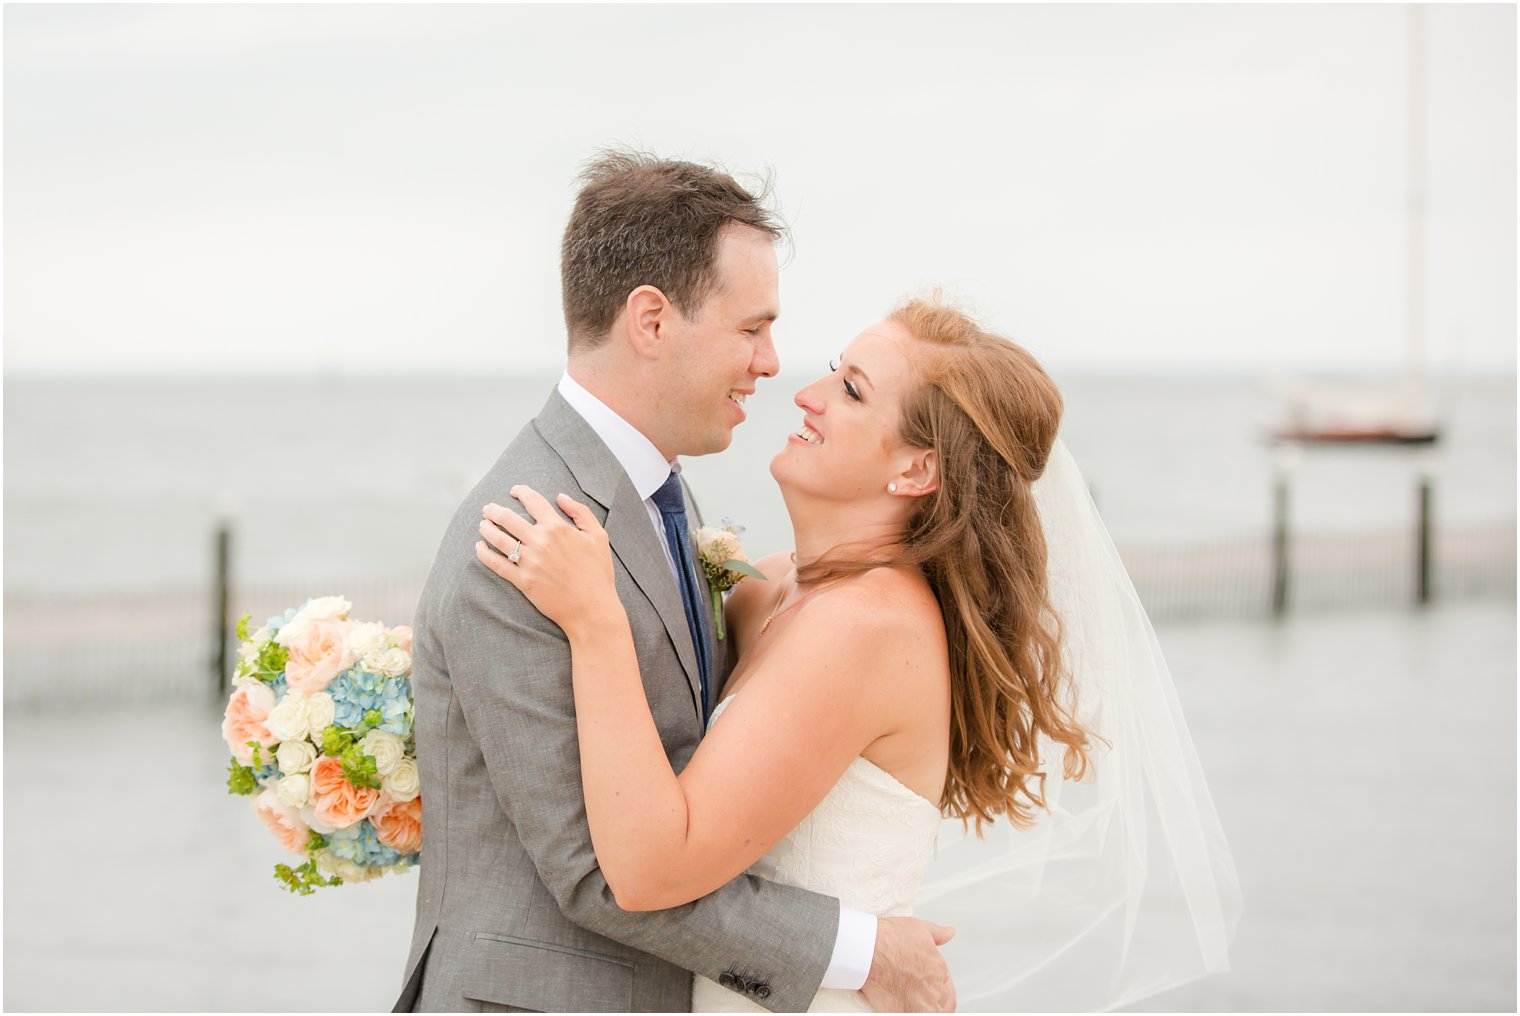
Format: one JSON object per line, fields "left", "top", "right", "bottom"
{"left": 651, "top": 470, "right": 712, "bottom": 720}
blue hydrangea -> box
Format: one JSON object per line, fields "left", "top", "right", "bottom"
{"left": 328, "top": 818, "right": 407, "bottom": 868}
{"left": 328, "top": 668, "right": 412, "bottom": 736}
{"left": 377, "top": 675, "right": 413, "bottom": 737}
{"left": 327, "top": 668, "right": 382, "bottom": 729}
{"left": 254, "top": 760, "right": 281, "bottom": 786}
{"left": 265, "top": 605, "right": 300, "bottom": 636}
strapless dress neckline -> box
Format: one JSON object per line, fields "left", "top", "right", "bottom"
{"left": 709, "top": 695, "right": 941, "bottom": 814}
{"left": 694, "top": 695, "right": 944, "bottom": 1012}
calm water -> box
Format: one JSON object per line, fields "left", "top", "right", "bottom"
{"left": 4, "top": 602, "right": 1513, "bottom": 1011}
{"left": 4, "top": 372, "right": 1513, "bottom": 1010}
{"left": 4, "top": 372, "right": 1514, "bottom": 595}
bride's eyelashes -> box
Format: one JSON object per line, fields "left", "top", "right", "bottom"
{"left": 828, "top": 358, "right": 863, "bottom": 402}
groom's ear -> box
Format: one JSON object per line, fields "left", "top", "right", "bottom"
{"left": 624, "top": 285, "right": 672, "bottom": 360}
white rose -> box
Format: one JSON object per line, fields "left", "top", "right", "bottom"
{"left": 365, "top": 647, "right": 412, "bottom": 679}
{"left": 276, "top": 738, "right": 317, "bottom": 775}
{"left": 275, "top": 596, "right": 352, "bottom": 646}
{"left": 382, "top": 757, "right": 420, "bottom": 802}
{"left": 306, "top": 692, "right": 336, "bottom": 733}
{"left": 265, "top": 693, "right": 313, "bottom": 742}
{"left": 693, "top": 526, "right": 726, "bottom": 558}
{"left": 359, "top": 729, "right": 405, "bottom": 777}
{"left": 347, "top": 622, "right": 387, "bottom": 659}
{"left": 315, "top": 851, "right": 378, "bottom": 884}
{"left": 275, "top": 773, "right": 311, "bottom": 808}
{"left": 300, "top": 595, "right": 351, "bottom": 622}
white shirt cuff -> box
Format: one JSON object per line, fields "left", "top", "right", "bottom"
{"left": 819, "top": 905, "right": 877, "bottom": 991}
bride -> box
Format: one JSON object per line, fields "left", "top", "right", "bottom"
{"left": 476, "top": 298, "right": 1240, "bottom": 1012}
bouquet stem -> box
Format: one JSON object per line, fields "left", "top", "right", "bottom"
{"left": 711, "top": 588, "right": 726, "bottom": 641}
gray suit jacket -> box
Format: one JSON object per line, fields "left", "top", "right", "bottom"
{"left": 395, "top": 390, "right": 839, "bottom": 1013}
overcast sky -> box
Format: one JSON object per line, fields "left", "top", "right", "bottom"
{"left": 4, "top": 3, "right": 1514, "bottom": 376}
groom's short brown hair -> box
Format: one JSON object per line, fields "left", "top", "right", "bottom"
{"left": 561, "top": 150, "right": 783, "bottom": 352}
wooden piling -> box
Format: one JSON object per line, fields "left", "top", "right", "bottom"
{"left": 1271, "top": 475, "right": 1290, "bottom": 617}
{"left": 214, "top": 521, "right": 231, "bottom": 696}
{"left": 1416, "top": 477, "right": 1433, "bottom": 604}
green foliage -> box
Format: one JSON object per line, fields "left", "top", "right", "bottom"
{"left": 273, "top": 855, "right": 343, "bottom": 896}
{"left": 250, "top": 640, "right": 289, "bottom": 684}
{"left": 722, "top": 558, "right": 766, "bottom": 581}
{"left": 319, "top": 725, "right": 356, "bottom": 756}
{"left": 315, "top": 725, "right": 382, "bottom": 788}
{"left": 340, "top": 743, "right": 382, "bottom": 789}
{"left": 701, "top": 557, "right": 766, "bottom": 593}
{"left": 226, "top": 758, "right": 259, "bottom": 796}
{"left": 362, "top": 708, "right": 383, "bottom": 730}
{"left": 230, "top": 613, "right": 289, "bottom": 685}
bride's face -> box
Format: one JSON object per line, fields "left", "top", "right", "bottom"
{"left": 771, "top": 318, "right": 927, "bottom": 503}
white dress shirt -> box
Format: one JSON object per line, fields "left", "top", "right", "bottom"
{"left": 556, "top": 371, "right": 878, "bottom": 991}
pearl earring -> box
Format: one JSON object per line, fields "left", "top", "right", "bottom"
{"left": 887, "top": 483, "right": 898, "bottom": 493}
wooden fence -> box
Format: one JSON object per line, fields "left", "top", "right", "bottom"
{"left": 4, "top": 524, "right": 1512, "bottom": 709}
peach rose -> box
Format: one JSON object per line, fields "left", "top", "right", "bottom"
{"left": 253, "top": 789, "right": 310, "bottom": 855}
{"left": 371, "top": 795, "right": 423, "bottom": 855}
{"left": 389, "top": 626, "right": 413, "bottom": 654}
{"left": 309, "top": 755, "right": 379, "bottom": 830}
{"left": 274, "top": 596, "right": 352, "bottom": 647}
{"left": 284, "top": 620, "right": 355, "bottom": 695}
{"left": 222, "top": 683, "right": 278, "bottom": 764}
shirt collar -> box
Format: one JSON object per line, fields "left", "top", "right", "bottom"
{"left": 557, "top": 371, "right": 676, "bottom": 501}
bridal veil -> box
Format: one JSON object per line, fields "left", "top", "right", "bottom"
{"left": 916, "top": 439, "right": 1242, "bottom": 1011}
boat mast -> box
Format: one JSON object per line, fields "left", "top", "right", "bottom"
{"left": 1402, "top": 4, "right": 1428, "bottom": 420}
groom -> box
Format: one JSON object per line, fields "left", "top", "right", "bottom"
{"left": 395, "top": 151, "right": 955, "bottom": 1013}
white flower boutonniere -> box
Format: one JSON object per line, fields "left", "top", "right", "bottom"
{"left": 694, "top": 516, "right": 765, "bottom": 641}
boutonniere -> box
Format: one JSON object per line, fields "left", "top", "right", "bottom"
{"left": 694, "top": 516, "right": 765, "bottom": 641}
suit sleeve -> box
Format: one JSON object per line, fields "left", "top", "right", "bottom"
{"left": 439, "top": 549, "right": 839, "bottom": 1013}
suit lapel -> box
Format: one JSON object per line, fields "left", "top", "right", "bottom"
{"left": 532, "top": 391, "right": 704, "bottom": 720}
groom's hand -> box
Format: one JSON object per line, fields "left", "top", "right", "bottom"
{"left": 860, "top": 917, "right": 957, "bottom": 1012}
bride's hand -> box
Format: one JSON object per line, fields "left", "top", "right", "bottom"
{"left": 476, "top": 486, "right": 619, "bottom": 639}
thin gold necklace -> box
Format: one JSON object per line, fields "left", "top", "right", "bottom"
{"left": 757, "top": 568, "right": 851, "bottom": 636}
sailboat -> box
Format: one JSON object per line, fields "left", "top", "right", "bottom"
{"left": 1273, "top": 5, "right": 1443, "bottom": 448}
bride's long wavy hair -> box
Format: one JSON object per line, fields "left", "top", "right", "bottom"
{"left": 798, "top": 297, "right": 1093, "bottom": 832}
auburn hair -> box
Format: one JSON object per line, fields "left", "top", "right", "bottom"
{"left": 798, "top": 297, "right": 1093, "bottom": 832}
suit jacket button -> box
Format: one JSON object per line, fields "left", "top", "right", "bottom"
{"left": 719, "top": 973, "right": 738, "bottom": 990}
{"left": 754, "top": 985, "right": 772, "bottom": 1000}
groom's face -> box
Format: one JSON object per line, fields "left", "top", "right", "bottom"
{"left": 654, "top": 225, "right": 780, "bottom": 457}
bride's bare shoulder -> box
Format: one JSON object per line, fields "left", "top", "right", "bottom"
{"left": 808, "top": 567, "right": 946, "bottom": 657}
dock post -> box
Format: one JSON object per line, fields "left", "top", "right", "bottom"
{"left": 1416, "top": 476, "right": 1433, "bottom": 604}
{"left": 214, "top": 520, "right": 231, "bottom": 697}
{"left": 1271, "top": 473, "right": 1290, "bottom": 617}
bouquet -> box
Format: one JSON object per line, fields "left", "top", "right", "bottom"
{"left": 694, "top": 516, "right": 764, "bottom": 641}
{"left": 222, "top": 596, "right": 421, "bottom": 894}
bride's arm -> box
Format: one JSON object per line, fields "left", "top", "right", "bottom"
{"left": 478, "top": 489, "right": 920, "bottom": 912}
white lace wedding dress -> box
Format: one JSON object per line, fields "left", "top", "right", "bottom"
{"left": 691, "top": 697, "right": 943, "bottom": 1013}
